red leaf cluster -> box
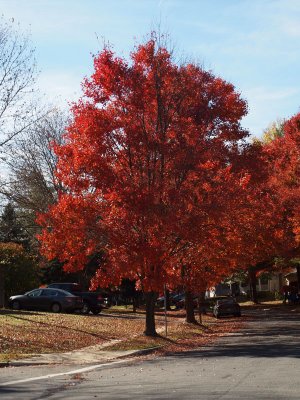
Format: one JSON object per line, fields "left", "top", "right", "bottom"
{"left": 37, "top": 35, "right": 293, "bottom": 296}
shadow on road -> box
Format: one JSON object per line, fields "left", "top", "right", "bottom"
{"left": 168, "top": 308, "right": 300, "bottom": 359}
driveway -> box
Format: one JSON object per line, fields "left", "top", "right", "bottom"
{"left": 1, "top": 306, "right": 300, "bottom": 399}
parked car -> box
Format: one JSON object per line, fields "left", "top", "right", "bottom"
{"left": 8, "top": 288, "right": 83, "bottom": 313}
{"left": 46, "top": 283, "right": 104, "bottom": 315}
{"left": 173, "top": 293, "right": 199, "bottom": 309}
{"left": 202, "top": 296, "right": 229, "bottom": 313}
{"left": 286, "top": 293, "right": 300, "bottom": 304}
{"left": 213, "top": 297, "right": 241, "bottom": 318}
{"left": 156, "top": 293, "right": 181, "bottom": 308}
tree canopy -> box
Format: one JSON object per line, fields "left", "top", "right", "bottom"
{"left": 37, "top": 35, "right": 292, "bottom": 334}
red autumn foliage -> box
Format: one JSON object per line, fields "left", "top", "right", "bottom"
{"left": 37, "top": 34, "right": 271, "bottom": 334}
{"left": 263, "top": 112, "right": 300, "bottom": 255}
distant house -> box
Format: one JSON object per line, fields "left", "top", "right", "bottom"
{"left": 207, "top": 269, "right": 298, "bottom": 298}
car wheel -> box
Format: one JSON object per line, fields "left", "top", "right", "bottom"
{"left": 91, "top": 307, "right": 101, "bottom": 315}
{"left": 81, "top": 301, "right": 90, "bottom": 314}
{"left": 12, "top": 300, "right": 21, "bottom": 310}
{"left": 235, "top": 312, "right": 241, "bottom": 317}
{"left": 51, "top": 302, "right": 61, "bottom": 313}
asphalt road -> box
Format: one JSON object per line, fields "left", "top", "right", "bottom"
{"left": 1, "top": 307, "right": 300, "bottom": 399}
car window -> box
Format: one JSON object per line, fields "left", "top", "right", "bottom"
{"left": 58, "top": 285, "right": 68, "bottom": 290}
{"left": 58, "top": 291, "right": 68, "bottom": 297}
{"left": 42, "top": 289, "right": 58, "bottom": 297}
{"left": 27, "top": 289, "right": 42, "bottom": 297}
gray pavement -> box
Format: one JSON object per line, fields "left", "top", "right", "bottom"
{"left": 1, "top": 306, "right": 300, "bottom": 399}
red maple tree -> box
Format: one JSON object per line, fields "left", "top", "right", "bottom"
{"left": 38, "top": 35, "right": 253, "bottom": 335}
{"left": 260, "top": 112, "right": 300, "bottom": 290}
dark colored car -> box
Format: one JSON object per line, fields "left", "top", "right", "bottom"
{"left": 8, "top": 288, "right": 83, "bottom": 313}
{"left": 156, "top": 293, "right": 181, "bottom": 308}
{"left": 213, "top": 297, "right": 241, "bottom": 318}
{"left": 202, "top": 296, "right": 229, "bottom": 313}
{"left": 173, "top": 294, "right": 199, "bottom": 309}
{"left": 46, "top": 283, "right": 104, "bottom": 315}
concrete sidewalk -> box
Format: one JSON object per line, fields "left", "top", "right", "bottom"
{"left": 1, "top": 337, "right": 162, "bottom": 368}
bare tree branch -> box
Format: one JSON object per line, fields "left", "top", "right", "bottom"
{"left": 0, "top": 17, "right": 37, "bottom": 148}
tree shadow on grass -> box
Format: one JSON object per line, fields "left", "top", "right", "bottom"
{"left": 0, "top": 309, "right": 40, "bottom": 316}
{"left": 100, "top": 312, "right": 145, "bottom": 320}
{"left": 6, "top": 314, "right": 109, "bottom": 340}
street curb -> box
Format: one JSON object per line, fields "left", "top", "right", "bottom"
{"left": 117, "top": 345, "right": 163, "bottom": 358}
{"left": 0, "top": 346, "right": 163, "bottom": 368}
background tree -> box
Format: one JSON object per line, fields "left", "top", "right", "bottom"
{"left": 0, "top": 109, "right": 70, "bottom": 297}
{"left": 264, "top": 112, "right": 300, "bottom": 291}
{"left": 261, "top": 119, "right": 284, "bottom": 144}
{"left": 38, "top": 34, "right": 251, "bottom": 336}
{"left": 1, "top": 109, "right": 67, "bottom": 249}
{"left": 0, "top": 242, "right": 39, "bottom": 306}
{"left": 0, "top": 203, "right": 31, "bottom": 305}
{"left": 0, "top": 202, "right": 29, "bottom": 248}
{"left": 0, "top": 16, "right": 37, "bottom": 148}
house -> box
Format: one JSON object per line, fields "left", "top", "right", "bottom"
{"left": 207, "top": 269, "right": 298, "bottom": 298}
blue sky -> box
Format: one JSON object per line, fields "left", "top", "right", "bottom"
{"left": 1, "top": 0, "right": 300, "bottom": 137}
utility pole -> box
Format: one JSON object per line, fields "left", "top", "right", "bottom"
{"left": 164, "top": 284, "right": 168, "bottom": 337}
{"left": 0, "top": 263, "right": 5, "bottom": 308}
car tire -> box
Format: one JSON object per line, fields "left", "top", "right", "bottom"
{"left": 81, "top": 301, "right": 90, "bottom": 314}
{"left": 12, "top": 300, "right": 21, "bottom": 310}
{"left": 91, "top": 307, "right": 101, "bottom": 315}
{"left": 235, "top": 312, "right": 241, "bottom": 317}
{"left": 51, "top": 302, "right": 61, "bottom": 313}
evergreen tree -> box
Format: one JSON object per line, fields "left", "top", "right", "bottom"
{"left": 0, "top": 203, "right": 29, "bottom": 249}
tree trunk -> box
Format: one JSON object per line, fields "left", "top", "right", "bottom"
{"left": 132, "top": 297, "right": 137, "bottom": 313}
{"left": 144, "top": 291, "right": 158, "bottom": 336}
{"left": 0, "top": 265, "right": 5, "bottom": 308}
{"left": 249, "top": 269, "right": 258, "bottom": 304}
{"left": 296, "top": 265, "right": 300, "bottom": 293}
{"left": 165, "top": 289, "right": 171, "bottom": 311}
{"left": 185, "top": 291, "right": 197, "bottom": 323}
{"left": 197, "top": 292, "right": 206, "bottom": 325}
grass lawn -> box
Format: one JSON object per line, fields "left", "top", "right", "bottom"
{"left": 0, "top": 306, "right": 245, "bottom": 363}
{"left": 0, "top": 308, "right": 145, "bottom": 362}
